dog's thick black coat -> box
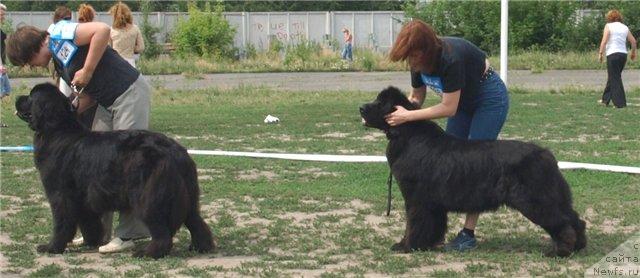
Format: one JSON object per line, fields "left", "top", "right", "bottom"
{"left": 15, "top": 83, "right": 214, "bottom": 258}
{"left": 359, "top": 87, "right": 586, "bottom": 257}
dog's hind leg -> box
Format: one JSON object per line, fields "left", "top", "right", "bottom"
{"left": 185, "top": 209, "right": 215, "bottom": 253}
{"left": 508, "top": 199, "right": 577, "bottom": 257}
{"left": 135, "top": 219, "right": 173, "bottom": 259}
{"left": 567, "top": 208, "right": 586, "bottom": 252}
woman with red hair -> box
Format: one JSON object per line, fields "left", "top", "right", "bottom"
{"left": 597, "top": 9, "right": 637, "bottom": 108}
{"left": 77, "top": 3, "right": 96, "bottom": 23}
{"left": 386, "top": 19, "right": 510, "bottom": 252}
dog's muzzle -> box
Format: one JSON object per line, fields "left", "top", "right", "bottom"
{"left": 15, "top": 110, "right": 32, "bottom": 123}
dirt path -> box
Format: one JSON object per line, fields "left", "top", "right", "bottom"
{"left": 9, "top": 70, "right": 640, "bottom": 92}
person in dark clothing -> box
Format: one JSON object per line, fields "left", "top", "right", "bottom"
{"left": 386, "top": 19, "right": 510, "bottom": 252}
{"left": 6, "top": 20, "right": 152, "bottom": 253}
{"left": 597, "top": 9, "right": 637, "bottom": 108}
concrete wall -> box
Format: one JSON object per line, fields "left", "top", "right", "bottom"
{"left": 5, "top": 11, "right": 405, "bottom": 51}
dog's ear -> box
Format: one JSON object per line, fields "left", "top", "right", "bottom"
{"left": 380, "top": 86, "right": 417, "bottom": 111}
{"left": 28, "top": 83, "right": 76, "bottom": 132}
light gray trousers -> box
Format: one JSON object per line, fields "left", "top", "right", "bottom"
{"left": 92, "top": 75, "right": 152, "bottom": 241}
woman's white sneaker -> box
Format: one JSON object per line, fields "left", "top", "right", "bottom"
{"left": 69, "top": 237, "right": 84, "bottom": 247}
{"left": 98, "top": 238, "right": 135, "bottom": 253}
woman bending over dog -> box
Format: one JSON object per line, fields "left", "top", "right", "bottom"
{"left": 7, "top": 18, "right": 152, "bottom": 254}
{"left": 385, "top": 19, "right": 510, "bottom": 252}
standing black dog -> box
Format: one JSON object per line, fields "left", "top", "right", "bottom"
{"left": 15, "top": 83, "right": 214, "bottom": 258}
{"left": 359, "top": 87, "right": 586, "bottom": 257}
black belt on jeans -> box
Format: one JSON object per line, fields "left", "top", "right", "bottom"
{"left": 480, "top": 66, "right": 495, "bottom": 82}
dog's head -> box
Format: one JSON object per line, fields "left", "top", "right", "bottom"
{"left": 15, "top": 83, "right": 77, "bottom": 132}
{"left": 359, "top": 86, "right": 417, "bottom": 130}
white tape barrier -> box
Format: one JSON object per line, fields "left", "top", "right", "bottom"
{"left": 558, "top": 162, "right": 640, "bottom": 174}
{"left": 187, "top": 150, "right": 387, "bottom": 162}
{"left": 187, "top": 150, "right": 640, "bottom": 174}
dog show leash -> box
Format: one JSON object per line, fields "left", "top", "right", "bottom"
{"left": 70, "top": 84, "right": 85, "bottom": 112}
{"left": 386, "top": 171, "right": 393, "bottom": 216}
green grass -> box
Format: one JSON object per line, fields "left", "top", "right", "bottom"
{"left": 5, "top": 50, "right": 639, "bottom": 78}
{"left": 0, "top": 85, "right": 638, "bottom": 276}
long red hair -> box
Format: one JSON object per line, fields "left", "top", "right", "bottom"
{"left": 389, "top": 19, "right": 442, "bottom": 73}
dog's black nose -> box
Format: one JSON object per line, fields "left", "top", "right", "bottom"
{"left": 359, "top": 106, "right": 366, "bottom": 114}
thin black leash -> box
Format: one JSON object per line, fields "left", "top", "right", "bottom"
{"left": 386, "top": 171, "right": 393, "bottom": 216}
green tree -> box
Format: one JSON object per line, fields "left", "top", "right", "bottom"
{"left": 403, "top": 0, "right": 640, "bottom": 53}
{"left": 140, "top": 0, "right": 161, "bottom": 59}
{"left": 172, "top": 1, "right": 236, "bottom": 58}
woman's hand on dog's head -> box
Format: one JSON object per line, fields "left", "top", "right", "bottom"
{"left": 385, "top": 106, "right": 412, "bottom": 126}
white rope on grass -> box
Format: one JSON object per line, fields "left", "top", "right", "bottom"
{"left": 3, "top": 146, "right": 638, "bottom": 174}
{"left": 187, "top": 150, "right": 640, "bottom": 175}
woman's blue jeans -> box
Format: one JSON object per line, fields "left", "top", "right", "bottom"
{"left": 446, "top": 71, "right": 509, "bottom": 140}
{"left": 341, "top": 43, "right": 353, "bottom": 61}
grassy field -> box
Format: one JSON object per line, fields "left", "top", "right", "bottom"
{"left": 0, "top": 84, "right": 639, "bottom": 277}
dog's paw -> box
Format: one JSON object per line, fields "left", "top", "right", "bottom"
{"left": 132, "top": 249, "right": 146, "bottom": 258}
{"left": 391, "top": 242, "right": 410, "bottom": 253}
{"left": 37, "top": 243, "right": 64, "bottom": 254}
{"left": 189, "top": 241, "right": 215, "bottom": 253}
{"left": 36, "top": 244, "right": 50, "bottom": 253}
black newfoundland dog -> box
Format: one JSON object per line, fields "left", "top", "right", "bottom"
{"left": 359, "top": 87, "right": 586, "bottom": 257}
{"left": 15, "top": 83, "right": 214, "bottom": 258}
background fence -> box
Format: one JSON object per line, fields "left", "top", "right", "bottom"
{"left": 6, "top": 11, "right": 406, "bottom": 51}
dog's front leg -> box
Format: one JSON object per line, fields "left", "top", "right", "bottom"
{"left": 391, "top": 200, "right": 414, "bottom": 253}
{"left": 38, "top": 195, "right": 78, "bottom": 253}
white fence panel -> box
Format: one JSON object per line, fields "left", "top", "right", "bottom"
{"left": 5, "top": 11, "right": 405, "bottom": 52}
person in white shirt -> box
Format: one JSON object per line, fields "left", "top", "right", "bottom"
{"left": 598, "top": 9, "right": 637, "bottom": 108}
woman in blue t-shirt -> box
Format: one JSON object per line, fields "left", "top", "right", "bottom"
{"left": 385, "top": 19, "right": 509, "bottom": 252}
{"left": 7, "top": 20, "right": 152, "bottom": 254}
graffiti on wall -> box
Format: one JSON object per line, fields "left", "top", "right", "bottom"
{"left": 252, "top": 19, "right": 306, "bottom": 42}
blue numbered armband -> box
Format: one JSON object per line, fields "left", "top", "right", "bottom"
{"left": 420, "top": 73, "right": 444, "bottom": 95}
{"left": 47, "top": 20, "right": 79, "bottom": 67}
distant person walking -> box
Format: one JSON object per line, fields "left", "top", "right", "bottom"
{"left": 109, "top": 2, "right": 144, "bottom": 68}
{"left": 341, "top": 27, "right": 353, "bottom": 61}
{"left": 0, "top": 3, "right": 11, "bottom": 101}
{"left": 598, "top": 9, "right": 637, "bottom": 108}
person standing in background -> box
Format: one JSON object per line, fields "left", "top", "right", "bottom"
{"left": 109, "top": 2, "right": 144, "bottom": 68}
{"left": 386, "top": 19, "right": 510, "bottom": 252}
{"left": 77, "top": 3, "right": 96, "bottom": 23}
{"left": 52, "top": 5, "right": 72, "bottom": 24}
{"left": 341, "top": 27, "right": 353, "bottom": 61}
{"left": 0, "top": 3, "right": 12, "bottom": 101}
{"left": 598, "top": 9, "right": 637, "bottom": 108}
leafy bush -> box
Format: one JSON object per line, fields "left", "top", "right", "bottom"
{"left": 361, "top": 50, "right": 376, "bottom": 72}
{"left": 172, "top": 1, "right": 236, "bottom": 58}
{"left": 283, "top": 39, "right": 322, "bottom": 68}
{"left": 140, "top": 0, "right": 161, "bottom": 59}
{"left": 244, "top": 43, "right": 257, "bottom": 59}
{"left": 268, "top": 37, "right": 285, "bottom": 55}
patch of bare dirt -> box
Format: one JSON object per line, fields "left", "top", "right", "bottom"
{"left": 236, "top": 169, "right": 279, "bottom": 181}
